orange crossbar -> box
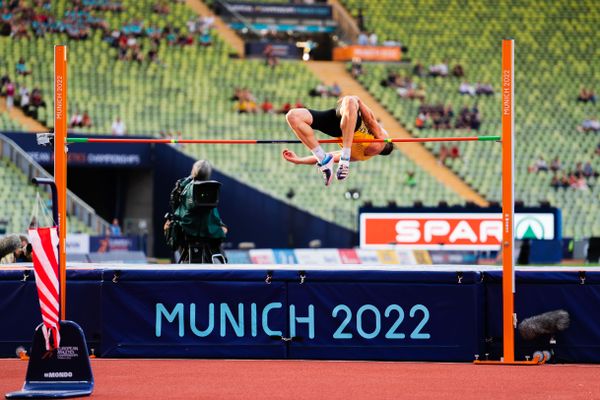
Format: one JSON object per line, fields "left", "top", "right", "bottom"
{"left": 501, "top": 39, "right": 515, "bottom": 363}
{"left": 54, "top": 45, "right": 68, "bottom": 321}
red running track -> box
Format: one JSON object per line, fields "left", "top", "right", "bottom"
{"left": 2, "top": 359, "right": 600, "bottom": 399}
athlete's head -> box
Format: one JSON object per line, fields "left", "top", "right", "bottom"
{"left": 379, "top": 142, "right": 395, "bottom": 156}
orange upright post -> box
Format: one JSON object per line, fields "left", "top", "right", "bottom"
{"left": 501, "top": 39, "right": 515, "bottom": 363}
{"left": 54, "top": 45, "right": 68, "bottom": 320}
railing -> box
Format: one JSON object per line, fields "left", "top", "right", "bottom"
{"left": 214, "top": 0, "right": 261, "bottom": 36}
{"left": 0, "top": 133, "right": 109, "bottom": 234}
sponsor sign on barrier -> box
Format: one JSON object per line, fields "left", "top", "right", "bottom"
{"left": 338, "top": 249, "right": 361, "bottom": 264}
{"left": 66, "top": 234, "right": 90, "bottom": 255}
{"left": 295, "top": 249, "right": 342, "bottom": 265}
{"left": 360, "top": 213, "right": 555, "bottom": 250}
{"left": 333, "top": 46, "right": 401, "bottom": 62}
{"left": 89, "top": 236, "right": 141, "bottom": 252}
{"left": 245, "top": 41, "right": 301, "bottom": 59}
{"left": 249, "top": 249, "right": 275, "bottom": 264}
{"left": 217, "top": 2, "right": 332, "bottom": 19}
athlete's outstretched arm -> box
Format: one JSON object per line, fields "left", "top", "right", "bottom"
{"left": 282, "top": 149, "right": 343, "bottom": 165}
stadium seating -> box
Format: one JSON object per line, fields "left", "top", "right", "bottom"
{"left": 0, "top": 157, "right": 92, "bottom": 234}
{"left": 340, "top": 0, "right": 600, "bottom": 237}
{"left": 0, "top": 112, "right": 25, "bottom": 132}
{"left": 0, "top": 0, "right": 463, "bottom": 231}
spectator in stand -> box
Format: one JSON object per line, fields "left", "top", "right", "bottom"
{"left": 261, "top": 99, "right": 274, "bottom": 114}
{"left": 29, "top": 88, "right": 46, "bottom": 120}
{"left": 351, "top": 57, "right": 363, "bottom": 78}
{"left": 186, "top": 17, "right": 198, "bottom": 33}
{"left": 382, "top": 70, "right": 398, "bottom": 88}
{"left": 475, "top": 83, "right": 494, "bottom": 96}
{"left": 236, "top": 98, "right": 257, "bottom": 113}
{"left": 596, "top": 142, "right": 600, "bottom": 156}
{"left": 231, "top": 87, "right": 242, "bottom": 102}
{"left": 278, "top": 102, "right": 292, "bottom": 115}
{"left": 18, "top": 85, "right": 29, "bottom": 109}
{"left": 82, "top": 111, "right": 92, "bottom": 128}
{"left": 550, "top": 156, "right": 561, "bottom": 172}
{"left": 111, "top": 116, "right": 126, "bottom": 136}
{"left": 147, "top": 46, "right": 160, "bottom": 64}
{"left": 550, "top": 174, "right": 561, "bottom": 190}
{"left": 165, "top": 26, "right": 177, "bottom": 45}
{"left": 438, "top": 145, "right": 449, "bottom": 164}
{"left": 357, "top": 31, "right": 368, "bottom": 45}
{"left": 455, "top": 105, "right": 470, "bottom": 129}
{"left": 263, "top": 44, "right": 278, "bottom": 69}
{"left": 415, "top": 111, "right": 427, "bottom": 130}
{"left": 428, "top": 60, "right": 448, "bottom": 77}
{"left": 70, "top": 110, "right": 83, "bottom": 128}
{"left": 5, "top": 79, "right": 15, "bottom": 109}
{"left": 577, "top": 87, "right": 596, "bottom": 104}
{"left": 442, "top": 105, "right": 454, "bottom": 129}
{"left": 452, "top": 64, "right": 464, "bottom": 78}
{"left": 583, "top": 161, "right": 597, "bottom": 178}
{"left": 109, "top": 218, "right": 122, "bottom": 236}
{"left": 368, "top": 31, "right": 378, "bottom": 46}
{"left": 413, "top": 62, "right": 425, "bottom": 77}
{"left": 310, "top": 83, "right": 328, "bottom": 97}
{"left": 15, "top": 58, "right": 31, "bottom": 76}
{"left": 330, "top": 82, "right": 341, "bottom": 97}
{"left": 470, "top": 106, "right": 481, "bottom": 131}
{"left": 578, "top": 118, "right": 600, "bottom": 133}
{"left": 530, "top": 156, "right": 549, "bottom": 173}
{"left": 260, "top": 99, "right": 274, "bottom": 114}
{"left": 198, "top": 28, "right": 212, "bottom": 47}
{"left": 574, "top": 175, "right": 589, "bottom": 191}
{"left": 459, "top": 82, "right": 476, "bottom": 96}
{"left": 575, "top": 162, "right": 584, "bottom": 176}
{"left": 199, "top": 16, "right": 214, "bottom": 32}
{"left": 411, "top": 84, "right": 426, "bottom": 101}
{"left": 405, "top": 171, "right": 416, "bottom": 187}
{"left": 560, "top": 173, "right": 570, "bottom": 188}
{"left": 178, "top": 31, "right": 194, "bottom": 46}
{"left": 450, "top": 145, "right": 460, "bottom": 160}
{"left": 153, "top": 1, "right": 170, "bottom": 15}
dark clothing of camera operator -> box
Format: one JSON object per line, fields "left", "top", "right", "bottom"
{"left": 165, "top": 160, "right": 228, "bottom": 263}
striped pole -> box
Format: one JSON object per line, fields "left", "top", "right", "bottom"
{"left": 66, "top": 135, "right": 500, "bottom": 145}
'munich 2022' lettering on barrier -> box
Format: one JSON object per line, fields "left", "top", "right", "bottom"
{"left": 155, "top": 303, "right": 431, "bottom": 341}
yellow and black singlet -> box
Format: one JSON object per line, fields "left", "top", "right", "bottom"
{"left": 307, "top": 108, "right": 374, "bottom": 161}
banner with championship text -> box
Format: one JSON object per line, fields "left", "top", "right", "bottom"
{"left": 246, "top": 248, "right": 418, "bottom": 265}
{"left": 360, "top": 212, "right": 557, "bottom": 250}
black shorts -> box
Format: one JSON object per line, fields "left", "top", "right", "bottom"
{"left": 307, "top": 108, "right": 362, "bottom": 137}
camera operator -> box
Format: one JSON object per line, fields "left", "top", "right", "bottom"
{"left": 164, "top": 160, "right": 228, "bottom": 263}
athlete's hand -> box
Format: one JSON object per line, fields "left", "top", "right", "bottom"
{"left": 282, "top": 148, "right": 299, "bottom": 164}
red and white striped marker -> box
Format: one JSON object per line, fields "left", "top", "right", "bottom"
{"left": 28, "top": 227, "right": 61, "bottom": 350}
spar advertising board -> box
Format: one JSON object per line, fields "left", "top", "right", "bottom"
{"left": 360, "top": 209, "right": 560, "bottom": 250}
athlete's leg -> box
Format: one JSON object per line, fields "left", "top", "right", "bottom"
{"left": 285, "top": 108, "right": 318, "bottom": 149}
{"left": 338, "top": 96, "right": 359, "bottom": 151}
{"left": 336, "top": 96, "right": 359, "bottom": 180}
{"left": 286, "top": 108, "right": 334, "bottom": 186}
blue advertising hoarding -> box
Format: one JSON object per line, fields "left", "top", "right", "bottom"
{"left": 2, "top": 267, "right": 600, "bottom": 363}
